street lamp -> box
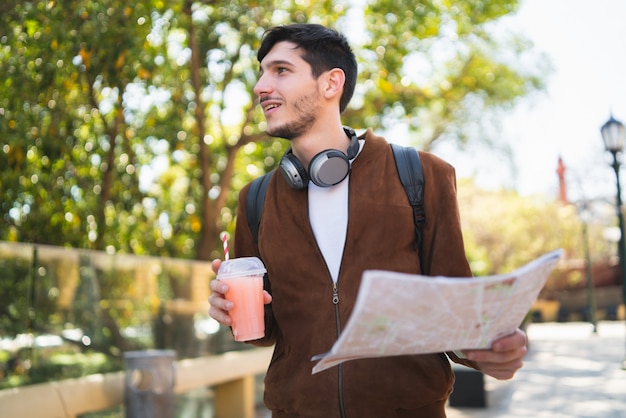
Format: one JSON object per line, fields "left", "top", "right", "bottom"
{"left": 577, "top": 201, "right": 597, "bottom": 333}
{"left": 600, "top": 114, "right": 626, "bottom": 369}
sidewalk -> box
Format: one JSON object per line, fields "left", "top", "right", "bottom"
{"left": 447, "top": 321, "right": 626, "bottom": 418}
{"left": 255, "top": 321, "right": 626, "bottom": 418}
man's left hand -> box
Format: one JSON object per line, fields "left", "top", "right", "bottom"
{"left": 462, "top": 328, "right": 528, "bottom": 380}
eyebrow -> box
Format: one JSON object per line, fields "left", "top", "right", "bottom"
{"left": 259, "top": 59, "right": 296, "bottom": 74}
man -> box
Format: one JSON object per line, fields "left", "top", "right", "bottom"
{"left": 209, "top": 23, "right": 527, "bottom": 418}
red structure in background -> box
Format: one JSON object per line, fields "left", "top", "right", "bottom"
{"left": 532, "top": 157, "right": 623, "bottom": 322}
{"left": 557, "top": 156, "right": 568, "bottom": 206}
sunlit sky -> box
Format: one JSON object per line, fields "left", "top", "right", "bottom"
{"left": 432, "top": 0, "right": 626, "bottom": 202}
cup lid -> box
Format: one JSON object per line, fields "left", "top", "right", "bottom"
{"left": 217, "top": 257, "right": 266, "bottom": 279}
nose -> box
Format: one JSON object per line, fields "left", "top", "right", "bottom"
{"left": 253, "top": 73, "right": 271, "bottom": 97}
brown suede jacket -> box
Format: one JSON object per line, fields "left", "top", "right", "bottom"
{"left": 233, "top": 129, "right": 477, "bottom": 418}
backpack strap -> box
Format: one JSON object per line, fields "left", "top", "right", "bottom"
{"left": 390, "top": 143, "right": 426, "bottom": 272}
{"left": 246, "top": 170, "right": 274, "bottom": 244}
{"left": 245, "top": 170, "right": 273, "bottom": 293}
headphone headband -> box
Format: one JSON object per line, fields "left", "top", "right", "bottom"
{"left": 343, "top": 126, "right": 360, "bottom": 160}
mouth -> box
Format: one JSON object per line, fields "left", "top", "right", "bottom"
{"left": 260, "top": 98, "right": 282, "bottom": 115}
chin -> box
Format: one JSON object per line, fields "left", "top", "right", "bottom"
{"left": 266, "top": 126, "right": 295, "bottom": 140}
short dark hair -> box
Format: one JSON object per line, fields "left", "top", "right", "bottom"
{"left": 257, "top": 24, "right": 357, "bottom": 113}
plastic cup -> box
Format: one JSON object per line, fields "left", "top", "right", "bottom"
{"left": 216, "top": 257, "right": 267, "bottom": 341}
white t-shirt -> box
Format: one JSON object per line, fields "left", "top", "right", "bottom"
{"left": 308, "top": 140, "right": 364, "bottom": 283}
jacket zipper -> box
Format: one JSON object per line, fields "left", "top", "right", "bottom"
{"left": 332, "top": 281, "right": 347, "bottom": 418}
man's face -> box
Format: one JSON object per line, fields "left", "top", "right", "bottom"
{"left": 253, "top": 41, "right": 322, "bottom": 139}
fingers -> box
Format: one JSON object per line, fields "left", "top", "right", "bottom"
{"left": 464, "top": 328, "right": 527, "bottom": 358}
{"left": 475, "top": 358, "right": 524, "bottom": 380}
{"left": 208, "top": 305, "right": 232, "bottom": 326}
{"left": 211, "top": 259, "right": 221, "bottom": 274}
{"left": 491, "top": 328, "right": 527, "bottom": 352}
{"left": 210, "top": 275, "right": 228, "bottom": 295}
{"left": 208, "top": 267, "right": 272, "bottom": 327}
{"left": 476, "top": 347, "right": 525, "bottom": 380}
{"left": 208, "top": 278, "right": 233, "bottom": 326}
{"left": 463, "top": 328, "right": 528, "bottom": 380}
{"left": 464, "top": 343, "right": 528, "bottom": 363}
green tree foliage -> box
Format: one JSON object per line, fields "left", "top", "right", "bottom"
{"left": 138, "top": 0, "right": 345, "bottom": 260}
{"left": 0, "top": 0, "right": 160, "bottom": 253}
{"left": 0, "top": 0, "right": 546, "bottom": 262}
{"left": 346, "top": 0, "right": 548, "bottom": 151}
{"left": 457, "top": 179, "right": 613, "bottom": 277}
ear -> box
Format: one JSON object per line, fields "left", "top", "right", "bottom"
{"left": 322, "top": 68, "right": 345, "bottom": 101}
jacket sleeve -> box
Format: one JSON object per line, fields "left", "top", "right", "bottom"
{"left": 233, "top": 183, "right": 279, "bottom": 347}
{"left": 419, "top": 152, "right": 480, "bottom": 369}
{"left": 419, "top": 151, "right": 472, "bottom": 278}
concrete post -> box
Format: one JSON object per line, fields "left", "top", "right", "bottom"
{"left": 123, "top": 350, "right": 176, "bottom": 418}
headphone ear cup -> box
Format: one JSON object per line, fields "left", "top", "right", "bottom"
{"left": 279, "top": 151, "right": 309, "bottom": 189}
{"left": 308, "top": 150, "right": 350, "bottom": 187}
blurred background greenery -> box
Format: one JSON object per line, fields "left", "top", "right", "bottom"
{"left": 0, "top": 0, "right": 617, "bottom": 398}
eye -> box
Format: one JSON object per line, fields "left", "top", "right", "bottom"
{"left": 277, "top": 67, "right": 288, "bottom": 74}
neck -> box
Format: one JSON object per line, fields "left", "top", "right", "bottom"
{"left": 291, "top": 120, "right": 348, "bottom": 167}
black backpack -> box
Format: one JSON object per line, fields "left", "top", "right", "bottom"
{"left": 245, "top": 143, "right": 426, "bottom": 272}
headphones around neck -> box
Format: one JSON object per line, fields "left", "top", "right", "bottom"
{"left": 279, "top": 127, "right": 360, "bottom": 189}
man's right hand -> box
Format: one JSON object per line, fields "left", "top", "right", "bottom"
{"left": 208, "top": 258, "right": 273, "bottom": 326}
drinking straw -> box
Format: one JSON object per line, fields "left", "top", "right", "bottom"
{"left": 220, "top": 231, "right": 229, "bottom": 261}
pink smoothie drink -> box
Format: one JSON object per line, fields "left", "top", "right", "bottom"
{"left": 221, "top": 274, "right": 264, "bottom": 341}
{"left": 216, "top": 257, "right": 266, "bottom": 342}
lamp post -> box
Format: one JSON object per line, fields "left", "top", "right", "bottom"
{"left": 577, "top": 201, "right": 597, "bottom": 333}
{"left": 600, "top": 114, "right": 626, "bottom": 369}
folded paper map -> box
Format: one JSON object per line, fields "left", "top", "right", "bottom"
{"left": 312, "top": 249, "right": 563, "bottom": 374}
